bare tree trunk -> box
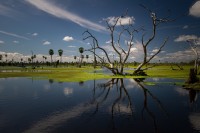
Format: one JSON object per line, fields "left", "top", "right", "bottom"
{"left": 187, "top": 39, "right": 199, "bottom": 75}
{"left": 194, "top": 59, "right": 198, "bottom": 74}
{"left": 93, "top": 45, "right": 96, "bottom": 68}
{"left": 133, "top": 5, "right": 173, "bottom": 75}
{"left": 187, "top": 68, "right": 199, "bottom": 84}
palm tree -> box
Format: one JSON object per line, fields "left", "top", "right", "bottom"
{"left": 44, "top": 56, "right": 47, "bottom": 63}
{"left": 74, "top": 56, "right": 77, "bottom": 61}
{"left": 42, "top": 56, "right": 45, "bottom": 63}
{"left": 28, "top": 58, "right": 31, "bottom": 64}
{"left": 79, "top": 47, "right": 84, "bottom": 55}
{"left": 32, "top": 55, "right": 36, "bottom": 62}
{"left": 74, "top": 56, "right": 77, "bottom": 66}
{"left": 79, "top": 47, "right": 84, "bottom": 67}
{"left": 81, "top": 55, "right": 84, "bottom": 59}
{"left": 5, "top": 54, "right": 7, "bottom": 63}
{"left": 49, "top": 49, "right": 54, "bottom": 63}
{"left": 42, "top": 56, "right": 47, "bottom": 65}
{"left": 0, "top": 55, "right": 2, "bottom": 62}
{"left": 31, "top": 55, "right": 34, "bottom": 64}
{"left": 86, "top": 55, "right": 89, "bottom": 63}
{"left": 58, "top": 49, "right": 63, "bottom": 63}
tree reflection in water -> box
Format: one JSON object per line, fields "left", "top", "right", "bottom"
{"left": 186, "top": 88, "right": 200, "bottom": 132}
{"left": 90, "top": 78, "right": 168, "bottom": 132}
{"left": 135, "top": 79, "right": 169, "bottom": 133}
{"left": 189, "top": 89, "right": 198, "bottom": 104}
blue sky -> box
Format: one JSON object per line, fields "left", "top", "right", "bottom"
{"left": 0, "top": 0, "right": 200, "bottom": 62}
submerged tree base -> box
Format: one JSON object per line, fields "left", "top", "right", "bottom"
{"left": 183, "top": 68, "right": 200, "bottom": 90}
{"left": 186, "top": 68, "right": 199, "bottom": 84}
{"left": 132, "top": 70, "right": 148, "bottom": 76}
{"left": 183, "top": 82, "right": 200, "bottom": 90}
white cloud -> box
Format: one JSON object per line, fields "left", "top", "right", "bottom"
{"left": 189, "top": 1, "right": 200, "bottom": 17}
{"left": 152, "top": 49, "right": 159, "bottom": 53}
{"left": 183, "top": 25, "right": 188, "bottom": 29}
{"left": 43, "top": 41, "right": 51, "bottom": 45}
{"left": 63, "top": 36, "right": 74, "bottom": 42}
{"left": 106, "top": 40, "right": 112, "bottom": 44}
{"left": 0, "top": 30, "right": 29, "bottom": 40}
{"left": 160, "top": 48, "right": 198, "bottom": 62}
{"left": 0, "top": 40, "right": 4, "bottom": 44}
{"left": 130, "top": 41, "right": 143, "bottom": 53}
{"left": 130, "top": 47, "right": 137, "bottom": 52}
{"left": 0, "top": 4, "right": 21, "bottom": 18}
{"left": 32, "top": 33, "right": 38, "bottom": 36}
{"left": 25, "top": 0, "right": 106, "bottom": 32}
{"left": 102, "top": 45, "right": 115, "bottom": 52}
{"left": 125, "top": 40, "right": 134, "bottom": 45}
{"left": 129, "top": 41, "right": 144, "bottom": 61}
{"left": 105, "top": 16, "right": 135, "bottom": 26}
{"left": 174, "top": 35, "right": 198, "bottom": 42}
{"left": 108, "top": 52, "right": 115, "bottom": 56}
{"left": 68, "top": 45, "right": 76, "bottom": 48}
{"left": 13, "top": 40, "right": 19, "bottom": 44}
{"left": 0, "top": 51, "right": 24, "bottom": 62}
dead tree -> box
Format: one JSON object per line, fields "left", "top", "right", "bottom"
{"left": 133, "top": 5, "right": 174, "bottom": 74}
{"left": 187, "top": 39, "right": 200, "bottom": 75}
{"left": 83, "top": 12, "right": 140, "bottom": 75}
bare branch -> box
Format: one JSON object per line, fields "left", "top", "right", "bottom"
{"left": 84, "top": 49, "right": 104, "bottom": 62}
{"left": 139, "top": 4, "right": 153, "bottom": 13}
{"left": 142, "top": 64, "right": 157, "bottom": 71}
{"left": 147, "top": 37, "right": 168, "bottom": 63}
{"left": 83, "top": 30, "right": 112, "bottom": 64}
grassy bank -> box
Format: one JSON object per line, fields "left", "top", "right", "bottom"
{"left": 144, "top": 65, "right": 190, "bottom": 78}
{"left": 0, "top": 65, "right": 195, "bottom": 82}
{"left": 0, "top": 67, "right": 111, "bottom": 82}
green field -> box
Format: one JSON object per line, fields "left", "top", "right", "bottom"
{"left": 0, "top": 65, "right": 195, "bottom": 82}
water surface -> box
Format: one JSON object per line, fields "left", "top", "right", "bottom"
{"left": 0, "top": 78, "right": 199, "bottom": 133}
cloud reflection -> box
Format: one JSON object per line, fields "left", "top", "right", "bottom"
{"left": 63, "top": 87, "right": 73, "bottom": 96}
{"left": 22, "top": 103, "right": 94, "bottom": 133}
{"left": 189, "top": 113, "right": 200, "bottom": 132}
{"left": 175, "top": 87, "right": 188, "bottom": 96}
{"left": 43, "top": 84, "right": 51, "bottom": 91}
{"left": 111, "top": 103, "right": 134, "bottom": 115}
{"left": 126, "top": 79, "right": 142, "bottom": 90}
{"left": 0, "top": 85, "right": 4, "bottom": 93}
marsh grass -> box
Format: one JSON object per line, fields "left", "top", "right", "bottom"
{"left": 0, "top": 65, "right": 197, "bottom": 82}
{"left": 144, "top": 65, "right": 190, "bottom": 78}
{"left": 0, "top": 67, "right": 111, "bottom": 82}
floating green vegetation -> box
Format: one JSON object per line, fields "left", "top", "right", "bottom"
{"left": 143, "top": 82, "right": 156, "bottom": 86}
{"left": 142, "top": 81, "right": 185, "bottom": 86}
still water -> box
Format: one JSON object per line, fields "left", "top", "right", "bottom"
{"left": 0, "top": 78, "right": 199, "bottom": 133}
